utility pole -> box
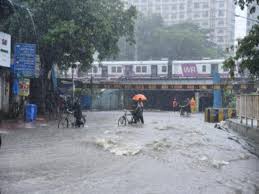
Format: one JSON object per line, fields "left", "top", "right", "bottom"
{"left": 72, "top": 62, "right": 80, "bottom": 104}
{"left": 235, "top": 14, "right": 259, "bottom": 23}
{"left": 168, "top": 58, "right": 173, "bottom": 79}
{"left": 90, "top": 75, "right": 93, "bottom": 110}
{"left": 72, "top": 65, "right": 75, "bottom": 104}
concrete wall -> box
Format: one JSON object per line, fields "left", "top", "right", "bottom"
{"left": 91, "top": 89, "right": 213, "bottom": 111}
{"left": 92, "top": 90, "right": 122, "bottom": 110}
{"left": 226, "top": 119, "right": 259, "bottom": 156}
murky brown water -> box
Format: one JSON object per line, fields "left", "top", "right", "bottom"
{"left": 0, "top": 112, "right": 258, "bottom": 194}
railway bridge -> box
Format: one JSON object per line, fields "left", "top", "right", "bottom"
{"left": 60, "top": 77, "right": 255, "bottom": 111}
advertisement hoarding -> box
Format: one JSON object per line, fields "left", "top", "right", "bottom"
{"left": 0, "top": 32, "right": 11, "bottom": 68}
{"left": 19, "top": 79, "right": 30, "bottom": 97}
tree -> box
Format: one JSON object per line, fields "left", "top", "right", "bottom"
{"left": 0, "top": 0, "right": 136, "bottom": 110}
{"left": 1, "top": 0, "right": 137, "bottom": 71}
{"left": 224, "top": 0, "right": 259, "bottom": 78}
{"left": 153, "top": 23, "right": 223, "bottom": 60}
{"left": 116, "top": 15, "right": 224, "bottom": 61}
{"left": 0, "top": 0, "right": 15, "bottom": 20}
{"left": 116, "top": 14, "right": 164, "bottom": 60}
{"left": 235, "top": 0, "right": 258, "bottom": 13}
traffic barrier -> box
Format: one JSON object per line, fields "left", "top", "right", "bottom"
{"left": 205, "top": 108, "right": 236, "bottom": 123}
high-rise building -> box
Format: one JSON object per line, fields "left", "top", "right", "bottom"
{"left": 246, "top": 3, "right": 259, "bottom": 34}
{"left": 123, "top": 0, "right": 235, "bottom": 50}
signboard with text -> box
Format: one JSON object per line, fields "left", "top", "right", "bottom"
{"left": 14, "top": 43, "right": 36, "bottom": 77}
{"left": 19, "top": 79, "right": 30, "bottom": 97}
{"left": 0, "top": 32, "right": 11, "bottom": 68}
{"left": 181, "top": 64, "right": 198, "bottom": 77}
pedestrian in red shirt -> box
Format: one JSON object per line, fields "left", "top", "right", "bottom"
{"left": 172, "top": 98, "right": 178, "bottom": 112}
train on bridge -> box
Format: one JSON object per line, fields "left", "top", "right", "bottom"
{"left": 84, "top": 59, "right": 234, "bottom": 80}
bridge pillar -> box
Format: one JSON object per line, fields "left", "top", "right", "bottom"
{"left": 195, "top": 92, "right": 200, "bottom": 112}
{"left": 120, "top": 90, "right": 125, "bottom": 109}
{"left": 213, "top": 73, "right": 222, "bottom": 108}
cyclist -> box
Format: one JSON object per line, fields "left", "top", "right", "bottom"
{"left": 73, "top": 99, "right": 83, "bottom": 127}
{"left": 135, "top": 98, "right": 144, "bottom": 124}
{"left": 184, "top": 98, "right": 191, "bottom": 116}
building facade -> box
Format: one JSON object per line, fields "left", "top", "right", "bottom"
{"left": 123, "top": 0, "right": 235, "bottom": 50}
{"left": 0, "top": 32, "right": 11, "bottom": 116}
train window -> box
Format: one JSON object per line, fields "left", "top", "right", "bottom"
{"left": 136, "top": 66, "right": 141, "bottom": 73}
{"left": 202, "top": 65, "right": 206, "bottom": 72}
{"left": 162, "top": 66, "right": 167, "bottom": 73}
{"left": 112, "top": 66, "right": 116, "bottom": 73}
{"left": 142, "top": 66, "right": 147, "bottom": 73}
{"left": 117, "top": 67, "right": 122, "bottom": 73}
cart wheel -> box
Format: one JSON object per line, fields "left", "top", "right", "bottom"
{"left": 82, "top": 115, "right": 86, "bottom": 127}
{"left": 58, "top": 118, "right": 68, "bottom": 128}
{"left": 118, "top": 116, "right": 126, "bottom": 126}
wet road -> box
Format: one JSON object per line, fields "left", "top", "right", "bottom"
{"left": 0, "top": 111, "right": 258, "bottom": 194}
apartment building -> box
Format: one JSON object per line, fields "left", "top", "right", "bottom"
{"left": 123, "top": 0, "right": 235, "bottom": 50}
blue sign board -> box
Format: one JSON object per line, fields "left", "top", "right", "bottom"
{"left": 12, "top": 79, "right": 19, "bottom": 96}
{"left": 14, "top": 43, "right": 36, "bottom": 78}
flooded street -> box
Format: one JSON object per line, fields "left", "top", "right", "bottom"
{"left": 0, "top": 111, "right": 258, "bottom": 194}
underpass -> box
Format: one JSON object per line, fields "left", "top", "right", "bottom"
{"left": 61, "top": 77, "right": 255, "bottom": 111}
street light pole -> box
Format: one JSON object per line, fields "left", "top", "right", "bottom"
{"left": 72, "top": 66, "right": 75, "bottom": 104}
{"left": 72, "top": 61, "right": 80, "bottom": 104}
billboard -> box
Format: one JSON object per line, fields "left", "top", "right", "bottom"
{"left": 0, "top": 32, "right": 11, "bottom": 68}
{"left": 181, "top": 64, "right": 198, "bottom": 77}
{"left": 14, "top": 43, "right": 36, "bottom": 78}
{"left": 19, "top": 79, "right": 30, "bottom": 97}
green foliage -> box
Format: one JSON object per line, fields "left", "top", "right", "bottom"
{"left": 235, "top": 0, "right": 258, "bottom": 13}
{"left": 223, "top": 90, "right": 236, "bottom": 108}
{"left": 224, "top": 0, "right": 259, "bottom": 78}
{"left": 116, "top": 15, "right": 224, "bottom": 61}
{"left": 223, "top": 57, "right": 236, "bottom": 78}
{"left": 0, "top": 0, "right": 137, "bottom": 71}
{"left": 0, "top": 0, "right": 15, "bottom": 20}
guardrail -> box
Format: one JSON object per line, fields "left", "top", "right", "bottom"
{"left": 236, "top": 94, "right": 259, "bottom": 128}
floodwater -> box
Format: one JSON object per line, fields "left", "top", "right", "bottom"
{"left": 0, "top": 111, "right": 258, "bottom": 194}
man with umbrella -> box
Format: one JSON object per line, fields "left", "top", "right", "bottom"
{"left": 132, "top": 94, "right": 146, "bottom": 124}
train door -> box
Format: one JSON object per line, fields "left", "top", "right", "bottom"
{"left": 211, "top": 64, "right": 219, "bottom": 75}
{"left": 101, "top": 66, "right": 108, "bottom": 78}
{"left": 151, "top": 65, "right": 158, "bottom": 77}
{"left": 125, "top": 65, "right": 133, "bottom": 77}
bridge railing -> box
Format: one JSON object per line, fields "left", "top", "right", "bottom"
{"left": 237, "top": 94, "right": 259, "bottom": 127}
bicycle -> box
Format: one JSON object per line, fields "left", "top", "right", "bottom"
{"left": 58, "top": 109, "right": 86, "bottom": 128}
{"left": 10, "top": 101, "right": 20, "bottom": 118}
{"left": 179, "top": 106, "right": 191, "bottom": 117}
{"left": 58, "top": 109, "right": 74, "bottom": 128}
{"left": 10, "top": 95, "right": 24, "bottom": 119}
{"left": 118, "top": 110, "right": 135, "bottom": 126}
